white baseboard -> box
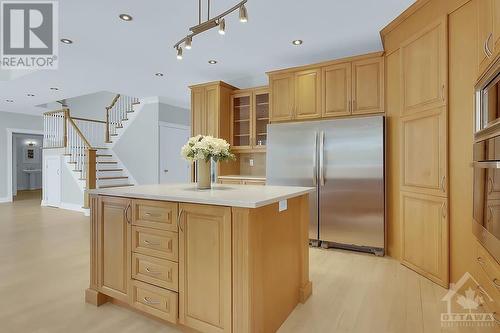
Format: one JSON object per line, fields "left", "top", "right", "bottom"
{"left": 59, "top": 202, "right": 88, "bottom": 215}
{"left": 0, "top": 196, "right": 12, "bottom": 203}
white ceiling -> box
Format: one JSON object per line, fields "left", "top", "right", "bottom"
{"left": 0, "top": 0, "right": 414, "bottom": 116}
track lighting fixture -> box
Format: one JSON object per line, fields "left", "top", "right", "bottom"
{"left": 173, "top": 0, "right": 248, "bottom": 59}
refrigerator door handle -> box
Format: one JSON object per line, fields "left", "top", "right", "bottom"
{"left": 313, "top": 132, "right": 318, "bottom": 186}
{"left": 319, "top": 131, "right": 325, "bottom": 186}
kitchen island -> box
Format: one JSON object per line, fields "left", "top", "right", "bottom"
{"left": 85, "top": 183, "right": 314, "bottom": 333}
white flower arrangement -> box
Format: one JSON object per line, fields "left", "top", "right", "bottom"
{"left": 181, "top": 135, "right": 235, "bottom": 163}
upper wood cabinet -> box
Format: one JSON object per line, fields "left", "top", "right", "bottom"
{"left": 270, "top": 73, "right": 295, "bottom": 121}
{"left": 269, "top": 53, "right": 384, "bottom": 122}
{"left": 401, "top": 107, "right": 448, "bottom": 197}
{"left": 190, "top": 81, "right": 237, "bottom": 139}
{"left": 401, "top": 17, "right": 447, "bottom": 115}
{"left": 230, "top": 87, "right": 269, "bottom": 151}
{"left": 178, "top": 203, "right": 232, "bottom": 333}
{"left": 97, "top": 196, "right": 132, "bottom": 303}
{"left": 322, "top": 63, "right": 351, "bottom": 117}
{"left": 476, "top": 0, "right": 500, "bottom": 76}
{"left": 352, "top": 57, "right": 384, "bottom": 115}
{"left": 400, "top": 191, "right": 449, "bottom": 288}
{"left": 295, "top": 68, "right": 322, "bottom": 120}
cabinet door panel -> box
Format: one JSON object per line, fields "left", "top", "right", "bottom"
{"left": 494, "top": 0, "right": 500, "bottom": 54}
{"left": 323, "top": 63, "right": 351, "bottom": 117}
{"left": 206, "top": 86, "right": 219, "bottom": 137}
{"left": 401, "top": 18, "right": 447, "bottom": 115}
{"left": 98, "top": 196, "right": 131, "bottom": 302}
{"left": 191, "top": 88, "right": 206, "bottom": 136}
{"left": 401, "top": 192, "right": 449, "bottom": 287}
{"left": 477, "top": 0, "right": 494, "bottom": 75}
{"left": 352, "top": 57, "right": 384, "bottom": 114}
{"left": 270, "top": 73, "right": 295, "bottom": 121}
{"left": 401, "top": 107, "right": 447, "bottom": 197}
{"left": 295, "top": 69, "right": 321, "bottom": 119}
{"left": 179, "top": 204, "right": 232, "bottom": 333}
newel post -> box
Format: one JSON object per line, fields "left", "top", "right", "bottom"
{"left": 63, "top": 109, "right": 69, "bottom": 148}
{"left": 105, "top": 107, "right": 111, "bottom": 143}
{"left": 84, "top": 148, "right": 97, "bottom": 209}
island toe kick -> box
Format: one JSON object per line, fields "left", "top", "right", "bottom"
{"left": 85, "top": 190, "right": 312, "bottom": 333}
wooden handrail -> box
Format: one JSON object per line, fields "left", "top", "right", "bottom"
{"left": 107, "top": 94, "right": 121, "bottom": 110}
{"left": 105, "top": 94, "right": 121, "bottom": 143}
{"left": 43, "top": 108, "right": 67, "bottom": 116}
{"left": 67, "top": 116, "right": 93, "bottom": 148}
{"left": 72, "top": 117, "right": 107, "bottom": 124}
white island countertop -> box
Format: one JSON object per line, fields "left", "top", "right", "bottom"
{"left": 88, "top": 183, "right": 315, "bottom": 208}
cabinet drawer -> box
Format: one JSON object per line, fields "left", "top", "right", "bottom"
{"left": 475, "top": 241, "right": 500, "bottom": 294}
{"left": 132, "top": 226, "right": 179, "bottom": 262}
{"left": 243, "top": 179, "right": 265, "bottom": 185}
{"left": 132, "top": 200, "right": 178, "bottom": 232}
{"left": 132, "top": 253, "right": 178, "bottom": 291}
{"left": 130, "top": 280, "right": 178, "bottom": 323}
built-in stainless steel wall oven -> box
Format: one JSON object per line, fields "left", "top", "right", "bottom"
{"left": 474, "top": 57, "right": 500, "bottom": 262}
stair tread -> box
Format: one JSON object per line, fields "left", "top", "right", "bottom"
{"left": 98, "top": 184, "right": 134, "bottom": 189}
{"left": 98, "top": 169, "right": 123, "bottom": 172}
{"left": 98, "top": 176, "right": 128, "bottom": 180}
{"left": 97, "top": 161, "right": 118, "bottom": 164}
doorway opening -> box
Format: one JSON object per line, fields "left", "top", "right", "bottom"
{"left": 8, "top": 131, "right": 44, "bottom": 203}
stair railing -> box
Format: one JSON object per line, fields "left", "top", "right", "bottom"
{"left": 105, "top": 94, "right": 139, "bottom": 143}
{"left": 43, "top": 109, "right": 68, "bottom": 148}
{"left": 72, "top": 117, "right": 107, "bottom": 148}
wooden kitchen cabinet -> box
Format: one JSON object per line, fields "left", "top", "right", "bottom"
{"left": 477, "top": 0, "right": 494, "bottom": 76}
{"left": 400, "top": 191, "right": 449, "bottom": 288}
{"left": 401, "top": 107, "right": 447, "bottom": 197}
{"left": 178, "top": 203, "right": 232, "bottom": 333}
{"left": 352, "top": 57, "right": 384, "bottom": 115}
{"left": 322, "top": 63, "right": 352, "bottom": 117}
{"left": 270, "top": 72, "right": 295, "bottom": 122}
{"left": 401, "top": 17, "right": 447, "bottom": 115}
{"left": 295, "top": 68, "right": 322, "bottom": 120}
{"left": 97, "top": 196, "right": 132, "bottom": 303}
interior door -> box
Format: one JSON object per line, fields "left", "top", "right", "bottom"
{"left": 160, "top": 124, "right": 191, "bottom": 184}
{"left": 44, "top": 156, "right": 60, "bottom": 207}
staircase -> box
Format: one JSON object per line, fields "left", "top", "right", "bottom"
{"left": 43, "top": 94, "right": 141, "bottom": 207}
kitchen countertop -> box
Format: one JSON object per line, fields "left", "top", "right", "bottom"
{"left": 88, "top": 183, "right": 314, "bottom": 208}
{"left": 218, "top": 175, "right": 266, "bottom": 180}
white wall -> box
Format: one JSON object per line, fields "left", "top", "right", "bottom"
{"left": 0, "top": 111, "right": 44, "bottom": 201}
{"left": 159, "top": 103, "right": 190, "bottom": 127}
{"left": 13, "top": 134, "right": 43, "bottom": 193}
{"left": 113, "top": 101, "right": 159, "bottom": 185}
{"left": 65, "top": 91, "right": 116, "bottom": 121}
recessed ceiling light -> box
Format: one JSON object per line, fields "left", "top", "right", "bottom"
{"left": 6, "top": 99, "right": 14, "bottom": 102}
{"left": 119, "top": 14, "right": 133, "bottom": 21}
{"left": 208, "top": 60, "right": 217, "bottom": 64}
{"left": 155, "top": 72, "right": 164, "bottom": 77}
{"left": 60, "top": 38, "right": 73, "bottom": 44}
{"left": 50, "top": 87, "right": 59, "bottom": 91}
{"left": 27, "top": 93, "right": 35, "bottom": 97}
{"left": 292, "top": 39, "right": 303, "bottom": 45}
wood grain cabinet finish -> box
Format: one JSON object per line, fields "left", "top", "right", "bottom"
{"left": 130, "top": 280, "right": 178, "bottom": 324}
{"left": 400, "top": 192, "right": 449, "bottom": 288}
{"left": 206, "top": 85, "right": 219, "bottom": 137}
{"left": 352, "top": 57, "right": 384, "bottom": 115}
{"left": 132, "top": 226, "right": 179, "bottom": 262}
{"left": 191, "top": 87, "right": 206, "bottom": 138}
{"left": 270, "top": 73, "right": 295, "bottom": 122}
{"left": 322, "top": 63, "right": 352, "bottom": 117}
{"left": 476, "top": 0, "right": 499, "bottom": 76}
{"left": 97, "top": 196, "right": 132, "bottom": 303}
{"left": 400, "top": 17, "right": 447, "bottom": 115}
{"left": 132, "top": 199, "right": 178, "bottom": 232}
{"left": 132, "top": 253, "right": 179, "bottom": 291}
{"left": 178, "top": 203, "right": 232, "bottom": 333}
{"left": 294, "top": 68, "right": 322, "bottom": 120}
{"left": 401, "top": 107, "right": 447, "bottom": 197}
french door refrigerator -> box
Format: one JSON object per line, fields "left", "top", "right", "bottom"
{"left": 266, "top": 116, "right": 385, "bottom": 255}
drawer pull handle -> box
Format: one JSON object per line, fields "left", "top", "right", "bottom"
{"left": 488, "top": 177, "right": 494, "bottom": 194}
{"left": 143, "top": 297, "right": 161, "bottom": 305}
{"left": 493, "top": 278, "right": 500, "bottom": 288}
{"left": 440, "top": 176, "right": 446, "bottom": 192}
{"left": 486, "top": 33, "right": 493, "bottom": 58}
{"left": 144, "top": 240, "right": 160, "bottom": 246}
{"left": 144, "top": 212, "right": 161, "bottom": 218}
{"left": 177, "top": 208, "right": 184, "bottom": 232}
{"left": 493, "top": 312, "right": 500, "bottom": 325}
{"left": 145, "top": 267, "right": 161, "bottom": 275}
{"left": 477, "top": 256, "right": 485, "bottom": 265}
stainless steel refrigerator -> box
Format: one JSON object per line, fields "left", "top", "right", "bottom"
{"left": 266, "top": 116, "right": 385, "bottom": 255}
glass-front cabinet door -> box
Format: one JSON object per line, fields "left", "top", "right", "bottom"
{"left": 231, "top": 93, "right": 252, "bottom": 149}
{"left": 253, "top": 88, "right": 269, "bottom": 149}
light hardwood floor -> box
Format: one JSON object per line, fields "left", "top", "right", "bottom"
{"left": 0, "top": 195, "right": 495, "bottom": 333}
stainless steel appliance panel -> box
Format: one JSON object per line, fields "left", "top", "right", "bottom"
{"left": 266, "top": 121, "right": 319, "bottom": 240}
{"left": 318, "top": 116, "right": 385, "bottom": 249}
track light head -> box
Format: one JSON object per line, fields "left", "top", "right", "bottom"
{"left": 218, "top": 18, "right": 226, "bottom": 35}
{"left": 239, "top": 4, "right": 248, "bottom": 23}
{"left": 176, "top": 47, "right": 183, "bottom": 60}
{"left": 185, "top": 36, "right": 192, "bottom": 50}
